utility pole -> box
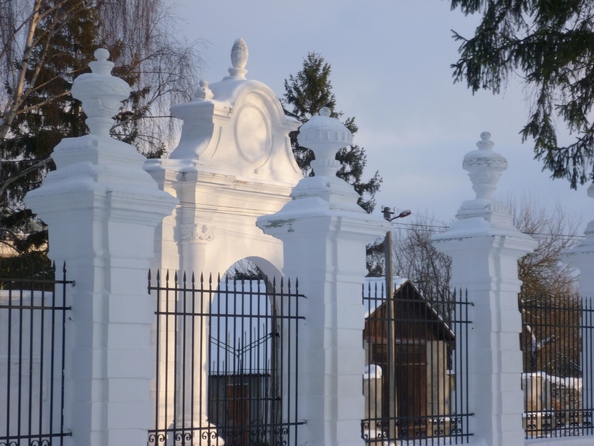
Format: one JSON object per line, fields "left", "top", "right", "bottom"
{"left": 382, "top": 207, "right": 411, "bottom": 442}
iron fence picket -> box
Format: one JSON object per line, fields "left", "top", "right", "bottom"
{"left": 0, "top": 263, "right": 73, "bottom": 446}
{"left": 362, "top": 282, "right": 473, "bottom": 445}
{"left": 520, "top": 295, "right": 594, "bottom": 439}
{"left": 148, "top": 271, "right": 305, "bottom": 446}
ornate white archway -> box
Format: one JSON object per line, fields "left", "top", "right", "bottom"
{"left": 145, "top": 39, "right": 303, "bottom": 445}
{"left": 145, "top": 38, "right": 302, "bottom": 278}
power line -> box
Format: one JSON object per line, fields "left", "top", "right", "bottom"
{"left": 391, "top": 221, "right": 586, "bottom": 240}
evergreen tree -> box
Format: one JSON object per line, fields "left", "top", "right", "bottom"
{"left": 0, "top": 0, "right": 98, "bottom": 276}
{"left": 283, "top": 52, "right": 381, "bottom": 213}
{"left": 450, "top": 0, "right": 594, "bottom": 189}
{"left": 0, "top": 0, "right": 201, "bottom": 275}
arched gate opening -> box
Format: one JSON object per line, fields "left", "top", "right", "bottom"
{"left": 148, "top": 258, "right": 304, "bottom": 446}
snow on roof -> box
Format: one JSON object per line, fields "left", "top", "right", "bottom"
{"left": 522, "top": 372, "right": 583, "bottom": 391}
{"left": 0, "top": 290, "right": 53, "bottom": 303}
{"left": 364, "top": 276, "right": 408, "bottom": 291}
{"left": 364, "top": 364, "right": 383, "bottom": 379}
{"left": 363, "top": 277, "right": 456, "bottom": 342}
{"left": 210, "top": 276, "right": 455, "bottom": 375}
{"left": 363, "top": 276, "right": 408, "bottom": 317}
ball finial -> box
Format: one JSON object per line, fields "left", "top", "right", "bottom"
{"left": 477, "top": 130, "right": 495, "bottom": 151}
{"left": 319, "top": 107, "right": 331, "bottom": 117}
{"left": 94, "top": 48, "right": 110, "bottom": 61}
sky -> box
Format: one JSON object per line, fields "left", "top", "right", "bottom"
{"left": 173, "top": 0, "right": 594, "bottom": 235}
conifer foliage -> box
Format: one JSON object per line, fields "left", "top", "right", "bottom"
{"left": 0, "top": 0, "right": 202, "bottom": 275}
{"left": 450, "top": 0, "right": 594, "bottom": 188}
{"left": 283, "top": 52, "right": 381, "bottom": 213}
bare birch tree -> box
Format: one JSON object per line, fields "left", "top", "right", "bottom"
{"left": 0, "top": 0, "right": 203, "bottom": 274}
{"left": 383, "top": 199, "right": 581, "bottom": 303}
{"left": 506, "top": 196, "right": 583, "bottom": 377}
{"left": 391, "top": 212, "right": 452, "bottom": 302}
{"left": 1, "top": 0, "right": 202, "bottom": 152}
{"left": 509, "top": 196, "right": 581, "bottom": 300}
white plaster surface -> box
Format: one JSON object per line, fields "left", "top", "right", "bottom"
{"left": 147, "top": 40, "right": 302, "bottom": 279}
{"left": 432, "top": 132, "right": 537, "bottom": 446}
{"left": 24, "top": 49, "right": 177, "bottom": 446}
{"left": 258, "top": 108, "right": 390, "bottom": 446}
{"left": 145, "top": 40, "right": 308, "bottom": 443}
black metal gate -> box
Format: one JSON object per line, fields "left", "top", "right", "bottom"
{"left": 148, "top": 271, "right": 305, "bottom": 446}
{"left": 0, "top": 264, "right": 73, "bottom": 446}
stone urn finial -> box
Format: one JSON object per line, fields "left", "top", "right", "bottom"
{"left": 228, "top": 38, "right": 248, "bottom": 79}
{"left": 455, "top": 131, "right": 516, "bottom": 226}
{"left": 297, "top": 107, "right": 352, "bottom": 177}
{"left": 71, "top": 48, "right": 131, "bottom": 137}
{"left": 463, "top": 131, "right": 508, "bottom": 201}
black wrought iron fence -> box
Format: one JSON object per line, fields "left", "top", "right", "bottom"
{"left": 0, "top": 263, "right": 73, "bottom": 446}
{"left": 362, "top": 279, "right": 472, "bottom": 444}
{"left": 148, "top": 271, "right": 305, "bottom": 446}
{"left": 520, "top": 295, "right": 594, "bottom": 439}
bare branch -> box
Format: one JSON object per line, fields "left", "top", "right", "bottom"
{"left": 0, "top": 157, "right": 52, "bottom": 200}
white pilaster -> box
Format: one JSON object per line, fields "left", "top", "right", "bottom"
{"left": 563, "top": 183, "right": 594, "bottom": 427}
{"left": 564, "top": 183, "right": 594, "bottom": 298}
{"left": 258, "top": 108, "right": 390, "bottom": 446}
{"left": 24, "top": 49, "right": 177, "bottom": 446}
{"left": 432, "top": 132, "right": 537, "bottom": 446}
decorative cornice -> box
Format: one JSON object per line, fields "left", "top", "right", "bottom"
{"left": 180, "top": 224, "right": 215, "bottom": 242}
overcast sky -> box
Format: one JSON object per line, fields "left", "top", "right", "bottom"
{"left": 174, "top": 0, "right": 594, "bottom": 234}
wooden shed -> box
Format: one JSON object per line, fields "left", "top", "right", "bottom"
{"left": 363, "top": 278, "right": 456, "bottom": 438}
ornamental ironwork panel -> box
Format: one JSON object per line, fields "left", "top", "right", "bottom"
{"left": 148, "top": 271, "right": 305, "bottom": 446}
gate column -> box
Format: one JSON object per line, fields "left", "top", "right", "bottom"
{"left": 563, "top": 184, "right": 594, "bottom": 430}
{"left": 25, "top": 50, "right": 177, "bottom": 446}
{"left": 432, "top": 132, "right": 536, "bottom": 446}
{"left": 258, "top": 108, "right": 389, "bottom": 446}
{"left": 564, "top": 184, "right": 594, "bottom": 297}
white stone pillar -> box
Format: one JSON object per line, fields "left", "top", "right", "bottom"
{"left": 172, "top": 171, "right": 218, "bottom": 444}
{"left": 257, "top": 108, "right": 390, "bottom": 446}
{"left": 24, "top": 49, "right": 177, "bottom": 446}
{"left": 564, "top": 184, "right": 594, "bottom": 428}
{"left": 432, "top": 132, "right": 537, "bottom": 446}
{"left": 564, "top": 184, "right": 594, "bottom": 298}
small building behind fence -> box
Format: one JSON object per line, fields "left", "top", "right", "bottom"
{"left": 363, "top": 278, "right": 456, "bottom": 438}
